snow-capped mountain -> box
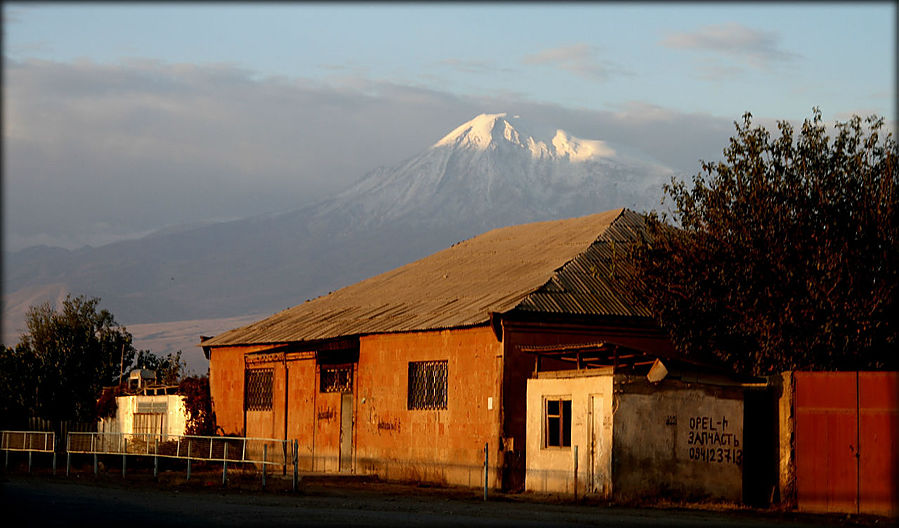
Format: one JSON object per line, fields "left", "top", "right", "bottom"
{"left": 311, "top": 112, "right": 672, "bottom": 232}
{"left": 4, "top": 113, "right": 675, "bottom": 365}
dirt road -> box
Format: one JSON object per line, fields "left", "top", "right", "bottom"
{"left": 0, "top": 474, "right": 868, "bottom": 527}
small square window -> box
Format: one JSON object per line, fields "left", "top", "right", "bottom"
{"left": 407, "top": 360, "right": 447, "bottom": 410}
{"left": 545, "top": 398, "right": 572, "bottom": 448}
{"left": 320, "top": 366, "right": 353, "bottom": 393}
{"left": 245, "top": 368, "right": 273, "bottom": 411}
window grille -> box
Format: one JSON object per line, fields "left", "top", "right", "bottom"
{"left": 545, "top": 398, "right": 572, "bottom": 447}
{"left": 245, "top": 368, "right": 273, "bottom": 411}
{"left": 136, "top": 402, "right": 167, "bottom": 414}
{"left": 134, "top": 413, "right": 165, "bottom": 435}
{"left": 407, "top": 360, "right": 448, "bottom": 410}
{"left": 320, "top": 366, "right": 353, "bottom": 393}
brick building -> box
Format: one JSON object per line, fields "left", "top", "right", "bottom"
{"left": 200, "top": 208, "right": 674, "bottom": 490}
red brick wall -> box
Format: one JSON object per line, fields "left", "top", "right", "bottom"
{"left": 287, "top": 359, "right": 317, "bottom": 470}
{"left": 353, "top": 326, "right": 503, "bottom": 487}
{"left": 207, "top": 320, "right": 673, "bottom": 491}
{"left": 209, "top": 345, "right": 270, "bottom": 435}
{"left": 245, "top": 361, "right": 286, "bottom": 441}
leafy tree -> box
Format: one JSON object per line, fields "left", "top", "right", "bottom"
{"left": 178, "top": 376, "right": 216, "bottom": 435}
{"left": 15, "top": 294, "right": 137, "bottom": 423}
{"left": 134, "top": 349, "right": 187, "bottom": 385}
{"left": 0, "top": 343, "right": 40, "bottom": 428}
{"left": 630, "top": 109, "right": 897, "bottom": 375}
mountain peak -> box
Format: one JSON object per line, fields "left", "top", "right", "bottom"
{"left": 432, "top": 113, "right": 616, "bottom": 162}
{"left": 551, "top": 129, "right": 616, "bottom": 161}
{"left": 433, "top": 113, "right": 517, "bottom": 151}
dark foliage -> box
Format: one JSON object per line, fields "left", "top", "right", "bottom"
{"left": 0, "top": 343, "right": 40, "bottom": 428}
{"left": 6, "top": 295, "right": 138, "bottom": 423}
{"left": 96, "top": 385, "right": 123, "bottom": 418}
{"left": 629, "top": 109, "right": 897, "bottom": 375}
{"left": 178, "top": 376, "right": 216, "bottom": 435}
{"left": 134, "top": 349, "right": 187, "bottom": 385}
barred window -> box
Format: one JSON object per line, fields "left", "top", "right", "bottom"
{"left": 407, "top": 360, "right": 447, "bottom": 410}
{"left": 245, "top": 368, "right": 273, "bottom": 411}
{"left": 134, "top": 413, "right": 165, "bottom": 435}
{"left": 545, "top": 398, "right": 572, "bottom": 448}
{"left": 320, "top": 366, "right": 353, "bottom": 393}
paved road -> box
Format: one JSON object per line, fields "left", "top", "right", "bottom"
{"left": 0, "top": 474, "right": 867, "bottom": 527}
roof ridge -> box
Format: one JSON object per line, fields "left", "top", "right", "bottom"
{"left": 510, "top": 208, "right": 630, "bottom": 311}
{"left": 202, "top": 208, "right": 644, "bottom": 347}
{"left": 511, "top": 209, "right": 650, "bottom": 318}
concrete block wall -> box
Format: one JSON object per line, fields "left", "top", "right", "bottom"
{"left": 612, "top": 377, "right": 744, "bottom": 502}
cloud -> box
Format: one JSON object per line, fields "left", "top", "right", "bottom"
{"left": 3, "top": 57, "right": 737, "bottom": 253}
{"left": 523, "top": 43, "right": 631, "bottom": 81}
{"left": 3, "top": 58, "right": 483, "bottom": 250}
{"left": 661, "top": 23, "right": 800, "bottom": 71}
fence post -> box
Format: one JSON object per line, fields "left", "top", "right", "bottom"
{"left": 52, "top": 435, "right": 57, "bottom": 476}
{"left": 153, "top": 437, "right": 159, "bottom": 479}
{"left": 66, "top": 434, "right": 70, "bottom": 478}
{"left": 94, "top": 453, "right": 98, "bottom": 476}
{"left": 223, "top": 442, "right": 228, "bottom": 486}
{"left": 262, "top": 444, "right": 267, "bottom": 490}
{"left": 484, "top": 442, "right": 488, "bottom": 501}
{"left": 292, "top": 439, "right": 298, "bottom": 492}
{"left": 186, "top": 439, "right": 191, "bottom": 481}
{"left": 28, "top": 450, "right": 32, "bottom": 473}
{"left": 573, "top": 445, "right": 579, "bottom": 503}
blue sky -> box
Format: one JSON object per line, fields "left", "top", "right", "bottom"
{"left": 2, "top": 3, "right": 896, "bottom": 251}
{"left": 6, "top": 3, "right": 894, "bottom": 119}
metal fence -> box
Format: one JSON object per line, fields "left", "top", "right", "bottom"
{"left": 2, "top": 430, "right": 300, "bottom": 489}
{"left": 67, "top": 432, "right": 287, "bottom": 466}
{"left": 66, "top": 432, "right": 293, "bottom": 487}
{"left": 1, "top": 430, "right": 57, "bottom": 473}
{"left": 1, "top": 430, "right": 55, "bottom": 452}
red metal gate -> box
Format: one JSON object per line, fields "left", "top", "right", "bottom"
{"left": 795, "top": 371, "right": 898, "bottom": 517}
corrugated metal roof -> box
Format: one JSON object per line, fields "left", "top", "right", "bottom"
{"left": 202, "top": 208, "right": 650, "bottom": 347}
{"left": 512, "top": 210, "right": 649, "bottom": 318}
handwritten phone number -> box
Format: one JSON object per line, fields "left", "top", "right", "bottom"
{"left": 689, "top": 446, "right": 743, "bottom": 465}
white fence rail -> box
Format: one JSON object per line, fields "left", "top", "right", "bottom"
{"left": 67, "top": 432, "right": 288, "bottom": 466}
{"left": 2, "top": 430, "right": 299, "bottom": 489}
{"left": 1, "top": 430, "right": 55, "bottom": 453}
{"left": 1, "top": 430, "right": 57, "bottom": 473}
{"left": 66, "top": 432, "right": 296, "bottom": 487}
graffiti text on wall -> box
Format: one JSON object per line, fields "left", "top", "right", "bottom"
{"left": 686, "top": 415, "right": 742, "bottom": 465}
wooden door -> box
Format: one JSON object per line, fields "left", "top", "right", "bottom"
{"left": 339, "top": 392, "right": 353, "bottom": 472}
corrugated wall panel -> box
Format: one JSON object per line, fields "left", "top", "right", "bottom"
{"left": 795, "top": 372, "right": 858, "bottom": 514}
{"left": 859, "top": 372, "right": 899, "bottom": 517}
{"left": 795, "top": 371, "right": 899, "bottom": 517}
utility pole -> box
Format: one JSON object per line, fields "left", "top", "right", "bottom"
{"left": 118, "top": 342, "right": 126, "bottom": 386}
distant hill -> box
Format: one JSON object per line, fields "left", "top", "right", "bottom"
{"left": 3, "top": 113, "right": 673, "bottom": 369}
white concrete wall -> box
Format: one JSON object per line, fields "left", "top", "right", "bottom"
{"left": 100, "top": 394, "right": 188, "bottom": 437}
{"left": 525, "top": 369, "right": 613, "bottom": 497}
{"left": 612, "top": 377, "right": 744, "bottom": 502}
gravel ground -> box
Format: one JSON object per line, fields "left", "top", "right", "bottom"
{"left": 0, "top": 466, "right": 892, "bottom": 528}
